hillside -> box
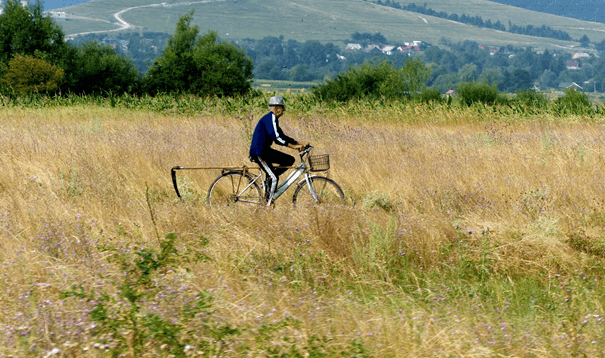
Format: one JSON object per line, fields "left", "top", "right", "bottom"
{"left": 489, "top": 0, "right": 605, "bottom": 24}
{"left": 391, "top": 0, "right": 605, "bottom": 45}
{"left": 51, "top": 0, "right": 605, "bottom": 52}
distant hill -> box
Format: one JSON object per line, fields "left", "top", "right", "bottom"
{"left": 43, "top": 0, "right": 90, "bottom": 10}
{"left": 49, "top": 0, "right": 605, "bottom": 52}
{"left": 488, "top": 0, "right": 605, "bottom": 24}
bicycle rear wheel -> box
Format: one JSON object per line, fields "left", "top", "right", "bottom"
{"left": 207, "top": 171, "right": 262, "bottom": 206}
{"left": 292, "top": 176, "right": 344, "bottom": 206}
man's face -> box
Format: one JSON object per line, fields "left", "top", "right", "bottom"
{"left": 271, "top": 105, "right": 285, "bottom": 117}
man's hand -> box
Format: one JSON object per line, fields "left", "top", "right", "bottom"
{"left": 293, "top": 142, "right": 310, "bottom": 151}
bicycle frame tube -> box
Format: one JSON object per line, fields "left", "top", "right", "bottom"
{"left": 271, "top": 163, "right": 306, "bottom": 200}
{"left": 236, "top": 177, "right": 263, "bottom": 203}
{"left": 303, "top": 175, "right": 320, "bottom": 202}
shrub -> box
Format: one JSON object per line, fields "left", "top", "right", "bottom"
{"left": 514, "top": 89, "right": 549, "bottom": 109}
{"left": 415, "top": 86, "right": 444, "bottom": 104}
{"left": 456, "top": 81, "right": 500, "bottom": 106}
{"left": 312, "top": 58, "right": 430, "bottom": 102}
{"left": 1, "top": 54, "right": 64, "bottom": 95}
{"left": 554, "top": 87, "right": 592, "bottom": 115}
{"left": 312, "top": 61, "right": 392, "bottom": 101}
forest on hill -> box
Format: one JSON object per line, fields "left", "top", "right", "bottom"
{"left": 488, "top": 0, "right": 605, "bottom": 24}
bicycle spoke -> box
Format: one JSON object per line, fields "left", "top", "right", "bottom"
{"left": 293, "top": 176, "right": 344, "bottom": 206}
{"left": 208, "top": 172, "right": 262, "bottom": 206}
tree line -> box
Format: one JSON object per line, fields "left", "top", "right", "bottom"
{"left": 0, "top": 1, "right": 252, "bottom": 97}
{"left": 376, "top": 1, "right": 575, "bottom": 42}
{"left": 233, "top": 34, "right": 605, "bottom": 93}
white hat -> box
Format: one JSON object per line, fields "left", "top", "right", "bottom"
{"left": 269, "top": 96, "right": 285, "bottom": 106}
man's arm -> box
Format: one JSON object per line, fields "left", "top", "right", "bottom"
{"left": 287, "top": 142, "right": 309, "bottom": 151}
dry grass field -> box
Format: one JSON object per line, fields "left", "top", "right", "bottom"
{"left": 1, "top": 101, "right": 605, "bottom": 356}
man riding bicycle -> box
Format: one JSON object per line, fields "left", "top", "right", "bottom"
{"left": 249, "top": 96, "right": 308, "bottom": 204}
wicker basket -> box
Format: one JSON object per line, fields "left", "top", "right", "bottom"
{"left": 308, "top": 154, "right": 330, "bottom": 172}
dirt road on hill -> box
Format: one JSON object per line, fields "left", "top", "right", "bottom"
{"left": 64, "top": 0, "right": 224, "bottom": 38}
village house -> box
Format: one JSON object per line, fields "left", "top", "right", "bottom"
{"left": 572, "top": 52, "right": 590, "bottom": 60}
{"left": 397, "top": 45, "right": 421, "bottom": 52}
{"left": 48, "top": 11, "right": 67, "bottom": 20}
{"left": 345, "top": 41, "right": 423, "bottom": 55}
{"left": 380, "top": 45, "right": 396, "bottom": 55}
{"left": 558, "top": 82, "right": 583, "bottom": 90}
{"left": 345, "top": 43, "right": 362, "bottom": 51}
{"left": 364, "top": 44, "right": 381, "bottom": 52}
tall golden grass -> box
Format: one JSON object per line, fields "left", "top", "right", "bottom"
{"left": 1, "top": 103, "right": 605, "bottom": 356}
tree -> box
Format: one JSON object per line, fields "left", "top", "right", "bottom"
{"left": 510, "top": 47, "right": 536, "bottom": 70}
{"left": 351, "top": 32, "right": 387, "bottom": 44}
{"left": 499, "top": 69, "right": 533, "bottom": 92}
{"left": 580, "top": 34, "right": 590, "bottom": 47}
{"left": 478, "top": 68, "right": 504, "bottom": 86}
{"left": 1, "top": 54, "right": 63, "bottom": 94}
{"left": 433, "top": 73, "right": 460, "bottom": 92}
{"left": 254, "top": 59, "right": 281, "bottom": 80}
{"left": 400, "top": 58, "right": 431, "bottom": 95}
{"left": 144, "top": 11, "right": 253, "bottom": 96}
{"left": 539, "top": 69, "right": 557, "bottom": 88}
{"left": 299, "top": 41, "right": 329, "bottom": 68}
{"left": 458, "top": 63, "right": 478, "bottom": 82}
{"left": 192, "top": 31, "right": 254, "bottom": 96}
{"left": 62, "top": 41, "right": 141, "bottom": 94}
{"left": 0, "top": 0, "right": 67, "bottom": 66}
{"left": 312, "top": 59, "right": 430, "bottom": 101}
{"left": 289, "top": 64, "right": 315, "bottom": 82}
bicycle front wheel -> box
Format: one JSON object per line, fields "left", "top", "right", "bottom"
{"left": 207, "top": 171, "right": 262, "bottom": 206}
{"left": 292, "top": 176, "right": 345, "bottom": 206}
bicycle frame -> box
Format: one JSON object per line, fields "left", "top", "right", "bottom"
{"left": 267, "top": 161, "right": 317, "bottom": 202}
{"left": 262, "top": 148, "right": 321, "bottom": 203}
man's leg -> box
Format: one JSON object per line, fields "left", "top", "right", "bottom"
{"left": 251, "top": 155, "right": 277, "bottom": 202}
{"left": 263, "top": 148, "right": 295, "bottom": 178}
{"left": 253, "top": 149, "right": 294, "bottom": 203}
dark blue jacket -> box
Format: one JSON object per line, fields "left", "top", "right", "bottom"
{"left": 249, "top": 112, "right": 297, "bottom": 156}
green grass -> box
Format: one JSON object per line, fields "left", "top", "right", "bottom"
{"left": 52, "top": 0, "right": 605, "bottom": 52}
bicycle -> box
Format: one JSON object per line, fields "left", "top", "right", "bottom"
{"left": 171, "top": 146, "right": 344, "bottom": 206}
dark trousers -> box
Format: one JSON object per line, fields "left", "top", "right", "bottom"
{"left": 250, "top": 148, "right": 295, "bottom": 197}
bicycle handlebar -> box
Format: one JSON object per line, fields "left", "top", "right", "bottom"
{"left": 299, "top": 144, "right": 313, "bottom": 156}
